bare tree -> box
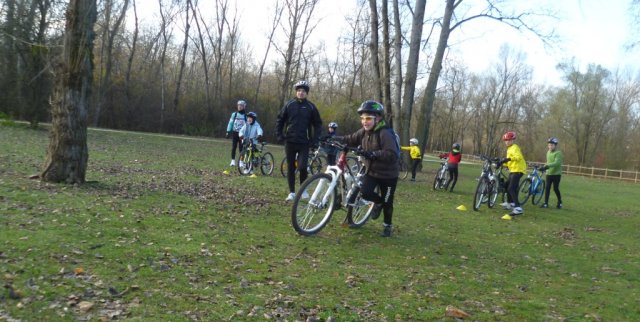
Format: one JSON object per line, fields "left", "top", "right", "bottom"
{"left": 254, "top": 2, "right": 284, "bottom": 103}
{"left": 367, "top": 0, "right": 382, "bottom": 102}
{"left": 41, "top": 0, "right": 97, "bottom": 184}
{"left": 170, "top": 0, "right": 192, "bottom": 132}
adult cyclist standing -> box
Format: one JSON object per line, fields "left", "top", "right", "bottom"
{"left": 226, "top": 100, "right": 248, "bottom": 167}
{"left": 276, "top": 80, "right": 323, "bottom": 201}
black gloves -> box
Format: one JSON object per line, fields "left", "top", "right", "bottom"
{"left": 361, "top": 150, "right": 377, "bottom": 160}
{"left": 539, "top": 165, "right": 548, "bottom": 171}
{"left": 257, "top": 135, "right": 263, "bottom": 143}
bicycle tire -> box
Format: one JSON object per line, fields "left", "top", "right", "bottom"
{"left": 399, "top": 158, "right": 409, "bottom": 180}
{"left": 280, "top": 158, "right": 287, "bottom": 177}
{"left": 260, "top": 152, "right": 274, "bottom": 176}
{"left": 291, "top": 173, "right": 336, "bottom": 236}
{"left": 346, "top": 156, "right": 360, "bottom": 174}
{"left": 531, "top": 179, "right": 545, "bottom": 205}
{"left": 518, "top": 178, "right": 532, "bottom": 205}
{"left": 309, "top": 155, "right": 325, "bottom": 175}
{"left": 488, "top": 179, "right": 498, "bottom": 208}
{"left": 473, "top": 178, "right": 488, "bottom": 211}
{"left": 238, "top": 149, "right": 253, "bottom": 176}
{"left": 346, "top": 186, "right": 374, "bottom": 228}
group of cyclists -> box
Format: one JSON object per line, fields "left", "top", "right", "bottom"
{"left": 226, "top": 80, "right": 564, "bottom": 236}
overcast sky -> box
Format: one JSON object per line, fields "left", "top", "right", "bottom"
{"left": 135, "top": 0, "right": 638, "bottom": 86}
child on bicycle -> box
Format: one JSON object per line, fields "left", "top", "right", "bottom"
{"left": 332, "top": 100, "right": 399, "bottom": 237}
{"left": 401, "top": 138, "right": 422, "bottom": 181}
{"left": 324, "top": 122, "right": 339, "bottom": 165}
{"left": 438, "top": 143, "right": 462, "bottom": 191}
{"left": 238, "top": 112, "right": 263, "bottom": 168}
{"left": 539, "top": 137, "right": 563, "bottom": 209}
{"left": 499, "top": 131, "right": 527, "bottom": 218}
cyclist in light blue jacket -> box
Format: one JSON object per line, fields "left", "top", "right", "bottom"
{"left": 239, "top": 112, "right": 263, "bottom": 147}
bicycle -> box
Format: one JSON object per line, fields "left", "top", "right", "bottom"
{"left": 398, "top": 154, "right": 410, "bottom": 180}
{"left": 517, "top": 164, "right": 546, "bottom": 205}
{"left": 291, "top": 140, "right": 376, "bottom": 236}
{"left": 473, "top": 155, "right": 508, "bottom": 211}
{"left": 279, "top": 145, "right": 327, "bottom": 177}
{"left": 433, "top": 157, "right": 449, "bottom": 190}
{"left": 237, "top": 141, "right": 274, "bottom": 176}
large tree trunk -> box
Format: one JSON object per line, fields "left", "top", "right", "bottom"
{"left": 391, "top": 0, "right": 403, "bottom": 137}
{"left": 41, "top": 0, "right": 97, "bottom": 184}
{"left": 400, "top": 0, "right": 426, "bottom": 143}
{"left": 367, "top": 0, "right": 382, "bottom": 102}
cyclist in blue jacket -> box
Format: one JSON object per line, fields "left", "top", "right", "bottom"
{"left": 226, "top": 100, "right": 248, "bottom": 166}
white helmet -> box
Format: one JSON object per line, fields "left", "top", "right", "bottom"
{"left": 409, "top": 138, "right": 418, "bottom": 145}
{"left": 237, "top": 100, "right": 247, "bottom": 106}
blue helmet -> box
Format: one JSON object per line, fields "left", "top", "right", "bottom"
{"left": 547, "top": 137, "right": 559, "bottom": 145}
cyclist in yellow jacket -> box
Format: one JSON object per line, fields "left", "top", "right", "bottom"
{"left": 499, "top": 131, "right": 527, "bottom": 217}
{"left": 401, "top": 138, "right": 422, "bottom": 181}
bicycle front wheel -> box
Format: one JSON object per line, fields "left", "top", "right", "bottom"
{"left": 309, "top": 156, "right": 325, "bottom": 175}
{"left": 291, "top": 173, "right": 336, "bottom": 236}
{"left": 280, "top": 158, "right": 287, "bottom": 177}
{"left": 238, "top": 150, "right": 253, "bottom": 176}
{"left": 260, "top": 152, "right": 274, "bottom": 175}
{"left": 488, "top": 179, "right": 498, "bottom": 208}
{"left": 518, "top": 178, "right": 532, "bottom": 205}
{"left": 473, "top": 178, "right": 488, "bottom": 211}
{"left": 531, "top": 179, "right": 545, "bottom": 205}
{"left": 346, "top": 156, "right": 361, "bottom": 174}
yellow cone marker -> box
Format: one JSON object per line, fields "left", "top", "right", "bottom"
{"left": 223, "top": 170, "right": 229, "bottom": 175}
{"left": 249, "top": 174, "right": 258, "bottom": 178}
{"left": 456, "top": 205, "right": 467, "bottom": 211}
{"left": 501, "top": 214, "right": 512, "bottom": 220}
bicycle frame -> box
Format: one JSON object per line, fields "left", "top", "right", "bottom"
{"left": 310, "top": 146, "right": 354, "bottom": 208}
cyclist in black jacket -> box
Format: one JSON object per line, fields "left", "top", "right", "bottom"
{"left": 276, "top": 80, "right": 323, "bottom": 201}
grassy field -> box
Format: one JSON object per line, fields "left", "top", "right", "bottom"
{"left": 1, "top": 124, "right": 639, "bottom": 321}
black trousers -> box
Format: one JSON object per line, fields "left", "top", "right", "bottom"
{"left": 411, "top": 159, "right": 420, "bottom": 179}
{"left": 230, "top": 131, "right": 242, "bottom": 159}
{"left": 507, "top": 172, "right": 523, "bottom": 206}
{"left": 285, "top": 142, "right": 310, "bottom": 193}
{"left": 447, "top": 166, "right": 458, "bottom": 191}
{"left": 544, "top": 175, "right": 562, "bottom": 205}
{"left": 360, "top": 175, "right": 398, "bottom": 226}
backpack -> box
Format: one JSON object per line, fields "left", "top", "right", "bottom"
{"left": 376, "top": 127, "right": 401, "bottom": 159}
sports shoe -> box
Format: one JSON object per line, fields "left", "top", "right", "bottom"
{"left": 370, "top": 203, "right": 383, "bottom": 220}
{"left": 229, "top": 159, "right": 236, "bottom": 167}
{"left": 540, "top": 203, "right": 548, "bottom": 208}
{"left": 381, "top": 225, "right": 392, "bottom": 237}
{"left": 511, "top": 206, "right": 524, "bottom": 216}
{"left": 410, "top": 178, "right": 415, "bottom": 182}
{"left": 285, "top": 192, "right": 296, "bottom": 201}
{"left": 301, "top": 190, "right": 310, "bottom": 199}
{"left": 501, "top": 202, "right": 513, "bottom": 210}
{"left": 239, "top": 160, "right": 245, "bottom": 168}
{"left": 557, "top": 203, "right": 563, "bottom": 209}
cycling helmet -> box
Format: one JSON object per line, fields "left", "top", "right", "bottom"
{"left": 237, "top": 100, "right": 247, "bottom": 106}
{"left": 502, "top": 131, "right": 516, "bottom": 141}
{"left": 294, "top": 80, "right": 310, "bottom": 93}
{"left": 409, "top": 138, "right": 418, "bottom": 145}
{"left": 452, "top": 143, "right": 461, "bottom": 150}
{"left": 328, "top": 122, "right": 338, "bottom": 129}
{"left": 246, "top": 112, "right": 257, "bottom": 120}
{"left": 357, "top": 100, "right": 384, "bottom": 116}
{"left": 547, "top": 137, "right": 559, "bottom": 145}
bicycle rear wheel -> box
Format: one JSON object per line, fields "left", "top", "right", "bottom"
{"left": 399, "top": 158, "right": 409, "bottom": 180}
{"left": 517, "top": 178, "right": 532, "bottom": 205}
{"left": 309, "top": 155, "right": 325, "bottom": 175}
{"left": 291, "top": 173, "right": 336, "bottom": 236}
{"left": 260, "top": 152, "right": 274, "bottom": 175}
{"left": 346, "top": 156, "right": 360, "bottom": 174}
{"left": 238, "top": 150, "right": 253, "bottom": 176}
{"left": 488, "top": 179, "right": 498, "bottom": 208}
{"left": 280, "top": 158, "right": 287, "bottom": 177}
{"left": 531, "top": 179, "right": 545, "bottom": 205}
{"left": 346, "top": 186, "right": 375, "bottom": 228}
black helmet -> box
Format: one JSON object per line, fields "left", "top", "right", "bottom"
{"left": 328, "top": 122, "right": 338, "bottom": 129}
{"left": 294, "top": 80, "right": 310, "bottom": 93}
{"left": 547, "top": 137, "right": 559, "bottom": 145}
{"left": 357, "top": 100, "right": 384, "bottom": 116}
{"left": 247, "top": 112, "right": 257, "bottom": 120}
{"left": 452, "top": 143, "right": 461, "bottom": 153}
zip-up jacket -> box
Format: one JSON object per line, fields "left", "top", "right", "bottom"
{"left": 338, "top": 121, "right": 399, "bottom": 179}
{"left": 226, "top": 111, "right": 247, "bottom": 133}
{"left": 506, "top": 143, "right": 527, "bottom": 173}
{"left": 545, "top": 149, "right": 563, "bottom": 175}
{"left": 275, "top": 98, "right": 322, "bottom": 145}
{"left": 401, "top": 145, "right": 421, "bottom": 160}
{"left": 239, "top": 121, "right": 263, "bottom": 145}
{"left": 439, "top": 151, "right": 462, "bottom": 168}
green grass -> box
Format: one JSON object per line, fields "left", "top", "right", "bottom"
{"left": 1, "top": 124, "right": 639, "bottom": 321}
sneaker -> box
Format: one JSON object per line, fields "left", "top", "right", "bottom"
{"left": 511, "top": 206, "right": 524, "bottom": 216}
{"left": 229, "top": 160, "right": 236, "bottom": 167}
{"left": 370, "top": 203, "right": 383, "bottom": 220}
{"left": 381, "top": 225, "right": 392, "bottom": 237}
{"left": 540, "top": 203, "right": 548, "bottom": 208}
{"left": 301, "top": 190, "right": 310, "bottom": 199}
{"left": 285, "top": 192, "right": 296, "bottom": 201}
{"left": 239, "top": 160, "right": 245, "bottom": 168}
{"left": 410, "top": 178, "right": 415, "bottom": 182}
{"left": 557, "top": 203, "right": 563, "bottom": 209}
{"left": 501, "top": 202, "right": 513, "bottom": 210}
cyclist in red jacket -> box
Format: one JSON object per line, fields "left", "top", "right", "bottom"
{"left": 438, "top": 143, "right": 462, "bottom": 192}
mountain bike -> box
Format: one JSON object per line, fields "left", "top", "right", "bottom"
{"left": 517, "top": 165, "right": 546, "bottom": 205}
{"left": 237, "top": 141, "right": 274, "bottom": 176}
{"left": 279, "top": 145, "right": 327, "bottom": 177}
{"left": 473, "top": 155, "right": 508, "bottom": 211}
{"left": 291, "top": 140, "right": 376, "bottom": 236}
{"left": 433, "top": 157, "right": 449, "bottom": 190}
